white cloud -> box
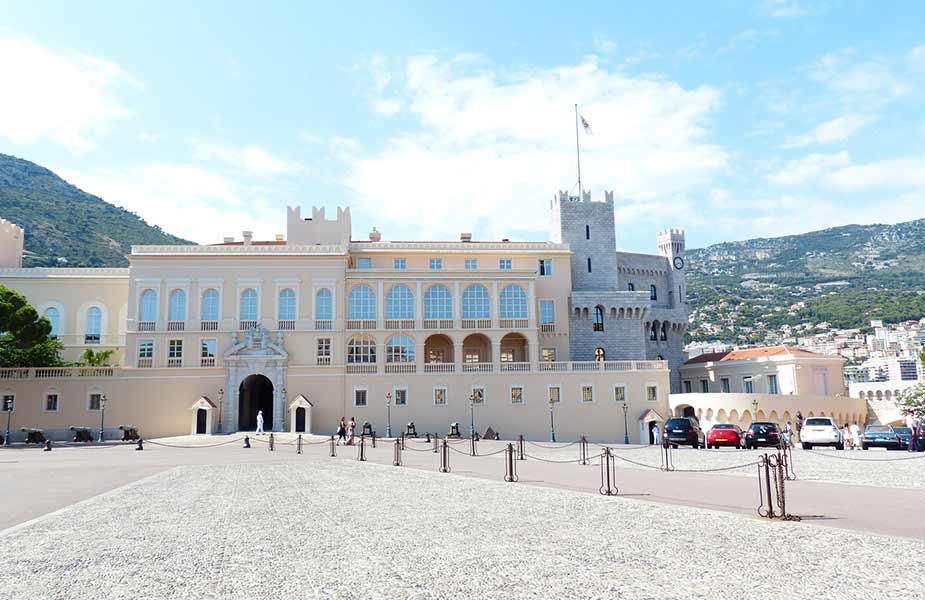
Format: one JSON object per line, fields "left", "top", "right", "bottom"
{"left": 189, "top": 139, "right": 304, "bottom": 175}
{"left": 809, "top": 50, "right": 909, "bottom": 103}
{"left": 718, "top": 28, "right": 778, "bottom": 54}
{"left": 58, "top": 164, "right": 285, "bottom": 244}
{"left": 908, "top": 45, "right": 925, "bottom": 69}
{"left": 592, "top": 35, "right": 617, "bottom": 54}
{"left": 0, "top": 36, "right": 139, "bottom": 153}
{"left": 824, "top": 156, "right": 925, "bottom": 190}
{"left": 373, "top": 98, "right": 403, "bottom": 116}
{"left": 766, "top": 151, "right": 850, "bottom": 185}
{"left": 782, "top": 114, "right": 874, "bottom": 148}
{"left": 343, "top": 55, "right": 727, "bottom": 240}
{"left": 760, "top": 0, "right": 822, "bottom": 18}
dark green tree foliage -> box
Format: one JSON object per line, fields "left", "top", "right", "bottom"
{"left": 0, "top": 285, "right": 61, "bottom": 367}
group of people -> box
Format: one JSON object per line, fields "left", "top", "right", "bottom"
{"left": 335, "top": 416, "right": 357, "bottom": 445}
{"left": 840, "top": 422, "right": 864, "bottom": 450}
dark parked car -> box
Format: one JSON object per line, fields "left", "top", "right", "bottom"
{"left": 893, "top": 426, "right": 912, "bottom": 450}
{"left": 861, "top": 425, "right": 902, "bottom": 450}
{"left": 664, "top": 417, "right": 705, "bottom": 448}
{"left": 744, "top": 422, "right": 780, "bottom": 449}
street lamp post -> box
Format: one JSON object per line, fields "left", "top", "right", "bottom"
{"left": 469, "top": 393, "right": 476, "bottom": 439}
{"left": 386, "top": 392, "right": 392, "bottom": 438}
{"left": 752, "top": 398, "right": 759, "bottom": 420}
{"left": 622, "top": 401, "right": 629, "bottom": 445}
{"left": 549, "top": 400, "right": 556, "bottom": 443}
{"left": 217, "top": 387, "right": 224, "bottom": 434}
{"left": 3, "top": 396, "right": 12, "bottom": 446}
{"left": 98, "top": 394, "right": 108, "bottom": 443}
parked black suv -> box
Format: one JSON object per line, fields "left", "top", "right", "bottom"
{"left": 664, "top": 417, "right": 705, "bottom": 448}
{"left": 744, "top": 422, "right": 781, "bottom": 449}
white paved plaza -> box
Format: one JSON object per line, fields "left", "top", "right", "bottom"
{"left": 2, "top": 437, "right": 924, "bottom": 599}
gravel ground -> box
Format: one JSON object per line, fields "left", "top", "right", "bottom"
{"left": 2, "top": 460, "right": 922, "bottom": 600}
{"left": 521, "top": 441, "right": 925, "bottom": 489}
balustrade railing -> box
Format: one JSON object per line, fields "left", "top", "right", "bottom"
{"left": 200, "top": 357, "right": 216, "bottom": 368}
{"left": 462, "top": 362, "right": 493, "bottom": 373}
{"left": 500, "top": 362, "right": 530, "bottom": 372}
{"left": 137, "top": 358, "right": 153, "bottom": 368}
{"left": 424, "top": 363, "right": 455, "bottom": 373}
{"left": 200, "top": 320, "right": 219, "bottom": 331}
{"left": 278, "top": 320, "right": 295, "bottom": 330}
{"left": 346, "top": 319, "right": 377, "bottom": 330}
{"left": 384, "top": 363, "right": 416, "bottom": 374}
{"left": 315, "top": 319, "right": 332, "bottom": 330}
{"left": 239, "top": 320, "right": 258, "bottom": 330}
{"left": 461, "top": 319, "right": 492, "bottom": 329}
{"left": 167, "top": 321, "right": 185, "bottom": 332}
{"left": 540, "top": 323, "right": 555, "bottom": 333}
{"left": 346, "top": 363, "right": 377, "bottom": 374}
{"left": 138, "top": 322, "right": 156, "bottom": 332}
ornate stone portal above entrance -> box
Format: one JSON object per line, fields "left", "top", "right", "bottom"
{"left": 223, "top": 326, "right": 289, "bottom": 432}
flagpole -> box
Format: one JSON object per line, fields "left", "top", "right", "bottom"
{"left": 574, "top": 103, "right": 582, "bottom": 198}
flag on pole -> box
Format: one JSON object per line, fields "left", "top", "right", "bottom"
{"left": 580, "top": 114, "right": 593, "bottom": 135}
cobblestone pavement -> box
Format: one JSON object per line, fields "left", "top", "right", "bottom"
{"left": 3, "top": 459, "right": 923, "bottom": 600}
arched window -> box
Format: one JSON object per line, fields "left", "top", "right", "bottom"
{"left": 240, "top": 289, "right": 258, "bottom": 321}
{"left": 168, "top": 290, "right": 186, "bottom": 322}
{"left": 386, "top": 334, "right": 415, "bottom": 363}
{"left": 424, "top": 285, "right": 452, "bottom": 320}
{"left": 499, "top": 285, "right": 527, "bottom": 319}
{"left": 386, "top": 285, "right": 414, "bottom": 319}
{"left": 86, "top": 307, "right": 102, "bottom": 343}
{"left": 594, "top": 347, "right": 605, "bottom": 361}
{"left": 201, "top": 289, "right": 219, "bottom": 321}
{"left": 44, "top": 307, "right": 59, "bottom": 337}
{"left": 348, "top": 285, "right": 376, "bottom": 320}
{"left": 660, "top": 322, "right": 668, "bottom": 341}
{"left": 347, "top": 334, "right": 376, "bottom": 364}
{"left": 650, "top": 285, "right": 657, "bottom": 301}
{"left": 649, "top": 322, "right": 658, "bottom": 341}
{"left": 139, "top": 289, "right": 157, "bottom": 322}
{"left": 278, "top": 288, "right": 296, "bottom": 321}
{"left": 315, "top": 289, "right": 333, "bottom": 320}
{"left": 462, "top": 285, "right": 490, "bottom": 319}
{"left": 593, "top": 306, "right": 604, "bottom": 332}
{"left": 627, "top": 283, "right": 635, "bottom": 291}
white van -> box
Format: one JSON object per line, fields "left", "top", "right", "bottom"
{"left": 800, "top": 416, "right": 844, "bottom": 450}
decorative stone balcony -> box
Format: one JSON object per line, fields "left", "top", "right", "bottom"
{"left": 462, "top": 362, "right": 493, "bottom": 373}
{"left": 540, "top": 323, "right": 555, "bottom": 333}
{"left": 167, "top": 321, "right": 185, "bottom": 332}
{"left": 315, "top": 319, "right": 333, "bottom": 331}
{"left": 500, "top": 361, "right": 530, "bottom": 372}
{"left": 423, "top": 319, "right": 454, "bottom": 330}
{"left": 278, "top": 320, "right": 295, "bottom": 331}
{"left": 167, "top": 358, "right": 183, "bottom": 368}
{"left": 138, "top": 321, "right": 156, "bottom": 332}
{"left": 461, "top": 319, "right": 492, "bottom": 329}
{"left": 200, "top": 320, "right": 219, "bottom": 331}
{"left": 346, "top": 319, "right": 377, "bottom": 330}
{"left": 384, "top": 319, "right": 415, "bottom": 330}
{"left": 239, "top": 320, "right": 258, "bottom": 330}
{"left": 424, "top": 363, "right": 455, "bottom": 373}
{"left": 200, "top": 357, "right": 216, "bottom": 368}
{"left": 137, "top": 358, "right": 153, "bottom": 368}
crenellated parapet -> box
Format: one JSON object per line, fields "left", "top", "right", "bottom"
{"left": 287, "top": 206, "right": 352, "bottom": 246}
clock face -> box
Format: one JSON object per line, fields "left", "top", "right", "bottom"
{"left": 673, "top": 256, "right": 684, "bottom": 270}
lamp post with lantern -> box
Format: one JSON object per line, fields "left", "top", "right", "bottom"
{"left": 97, "top": 394, "right": 108, "bottom": 443}
{"left": 2, "top": 395, "right": 12, "bottom": 446}
{"left": 386, "top": 392, "right": 392, "bottom": 438}
{"left": 549, "top": 398, "right": 557, "bottom": 443}
{"left": 217, "top": 387, "right": 224, "bottom": 434}
{"left": 469, "top": 393, "right": 477, "bottom": 439}
{"left": 622, "top": 400, "right": 630, "bottom": 445}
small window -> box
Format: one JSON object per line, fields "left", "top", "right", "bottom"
{"left": 499, "top": 259, "right": 512, "bottom": 270}
{"left": 721, "top": 378, "right": 730, "bottom": 393}
{"left": 394, "top": 387, "right": 408, "bottom": 406}
{"left": 700, "top": 379, "right": 709, "bottom": 393}
{"left": 200, "top": 339, "right": 216, "bottom": 358}
{"left": 510, "top": 386, "right": 524, "bottom": 404}
{"left": 168, "top": 339, "right": 183, "bottom": 359}
{"left": 594, "top": 347, "right": 605, "bottom": 361}
{"left": 646, "top": 385, "right": 658, "bottom": 402}
{"left": 548, "top": 386, "right": 561, "bottom": 404}
{"left": 768, "top": 374, "right": 780, "bottom": 394}
{"left": 45, "top": 393, "right": 59, "bottom": 412}
{"left": 138, "top": 339, "right": 154, "bottom": 359}
{"left": 88, "top": 393, "right": 102, "bottom": 411}
{"left": 541, "top": 348, "right": 557, "bottom": 362}
{"left": 1, "top": 394, "right": 14, "bottom": 412}
{"left": 540, "top": 300, "right": 555, "bottom": 325}
{"left": 354, "top": 388, "right": 368, "bottom": 407}
{"left": 581, "top": 385, "right": 594, "bottom": 403}
{"left": 683, "top": 380, "right": 692, "bottom": 394}
{"left": 393, "top": 258, "right": 407, "bottom": 270}
{"left": 317, "top": 338, "right": 331, "bottom": 360}
{"left": 429, "top": 258, "right": 443, "bottom": 270}
{"left": 628, "top": 283, "right": 635, "bottom": 291}
{"left": 434, "top": 387, "right": 447, "bottom": 406}
{"left": 650, "top": 285, "right": 657, "bottom": 301}
{"left": 356, "top": 257, "right": 372, "bottom": 269}
{"left": 743, "top": 376, "right": 754, "bottom": 394}
{"left": 593, "top": 307, "right": 604, "bottom": 331}
{"left": 587, "top": 257, "right": 592, "bottom": 273}
{"left": 471, "top": 386, "right": 485, "bottom": 405}
{"left": 613, "top": 386, "right": 626, "bottom": 403}
{"left": 538, "top": 259, "right": 552, "bottom": 276}
{"left": 585, "top": 224, "right": 590, "bottom": 240}
{"left": 465, "top": 259, "right": 478, "bottom": 270}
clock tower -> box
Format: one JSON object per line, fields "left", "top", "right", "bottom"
{"left": 657, "top": 229, "right": 686, "bottom": 307}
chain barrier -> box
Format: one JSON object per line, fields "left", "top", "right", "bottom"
{"left": 393, "top": 438, "right": 402, "bottom": 467}
{"left": 660, "top": 442, "right": 674, "bottom": 471}
{"left": 517, "top": 435, "right": 525, "bottom": 460}
{"left": 579, "top": 436, "right": 590, "bottom": 465}
{"left": 599, "top": 448, "right": 618, "bottom": 496}
{"left": 522, "top": 452, "right": 589, "bottom": 464}
{"left": 806, "top": 449, "right": 925, "bottom": 462}
{"left": 589, "top": 441, "right": 651, "bottom": 451}
{"left": 357, "top": 436, "right": 367, "bottom": 462}
{"left": 504, "top": 443, "right": 518, "bottom": 482}
{"left": 438, "top": 439, "right": 450, "bottom": 473}
{"left": 142, "top": 437, "right": 245, "bottom": 449}
{"left": 524, "top": 439, "right": 579, "bottom": 450}
{"left": 757, "top": 453, "right": 800, "bottom": 521}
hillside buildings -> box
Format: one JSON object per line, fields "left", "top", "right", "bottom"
{"left": 0, "top": 191, "right": 690, "bottom": 442}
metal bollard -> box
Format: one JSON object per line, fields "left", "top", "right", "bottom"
{"left": 400, "top": 432, "right": 406, "bottom": 450}
{"left": 517, "top": 434, "right": 525, "bottom": 460}
{"left": 329, "top": 435, "right": 336, "bottom": 457}
{"left": 269, "top": 433, "right": 275, "bottom": 452}
{"left": 599, "top": 448, "right": 618, "bottom": 496}
{"left": 393, "top": 437, "right": 402, "bottom": 466}
{"left": 758, "top": 453, "right": 776, "bottom": 519}
{"left": 438, "top": 439, "right": 450, "bottom": 473}
{"left": 43, "top": 440, "right": 52, "bottom": 452}
{"left": 433, "top": 435, "right": 439, "bottom": 453}
{"left": 579, "top": 435, "right": 589, "bottom": 465}
{"left": 660, "top": 440, "right": 674, "bottom": 471}
{"left": 372, "top": 433, "right": 377, "bottom": 449}
{"left": 504, "top": 443, "right": 518, "bottom": 482}
{"left": 357, "top": 435, "right": 367, "bottom": 462}
{"left": 470, "top": 435, "right": 478, "bottom": 457}
{"left": 244, "top": 435, "right": 251, "bottom": 449}
{"left": 297, "top": 434, "right": 303, "bottom": 455}
{"left": 778, "top": 441, "right": 796, "bottom": 481}
{"left": 136, "top": 438, "right": 144, "bottom": 451}
{"left": 425, "top": 432, "right": 431, "bottom": 443}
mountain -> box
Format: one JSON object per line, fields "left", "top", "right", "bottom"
{"left": 0, "top": 153, "right": 192, "bottom": 267}
{"left": 686, "top": 219, "right": 925, "bottom": 344}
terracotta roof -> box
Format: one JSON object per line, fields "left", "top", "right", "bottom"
{"left": 685, "top": 345, "right": 819, "bottom": 365}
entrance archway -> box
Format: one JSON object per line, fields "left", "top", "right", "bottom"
{"left": 295, "top": 407, "right": 306, "bottom": 433}
{"left": 196, "top": 409, "right": 207, "bottom": 434}
{"left": 239, "top": 374, "right": 274, "bottom": 431}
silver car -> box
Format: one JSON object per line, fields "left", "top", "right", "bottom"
{"left": 800, "top": 416, "right": 844, "bottom": 450}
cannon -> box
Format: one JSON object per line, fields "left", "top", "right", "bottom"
{"left": 69, "top": 426, "right": 94, "bottom": 443}
{"left": 361, "top": 421, "right": 374, "bottom": 437}
{"left": 119, "top": 425, "right": 140, "bottom": 441}
{"left": 20, "top": 428, "right": 46, "bottom": 444}
{"left": 405, "top": 422, "right": 417, "bottom": 437}
{"left": 447, "top": 422, "right": 461, "bottom": 438}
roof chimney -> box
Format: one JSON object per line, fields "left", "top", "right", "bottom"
{"left": 242, "top": 231, "right": 253, "bottom": 246}
{"left": 369, "top": 227, "right": 381, "bottom": 242}
{"left": 275, "top": 234, "right": 285, "bottom": 242}
{"left": 223, "top": 236, "right": 234, "bottom": 244}
{"left": 460, "top": 232, "right": 472, "bottom": 242}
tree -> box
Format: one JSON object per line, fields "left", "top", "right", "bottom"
{"left": 78, "top": 348, "right": 114, "bottom": 367}
{"left": 898, "top": 383, "right": 925, "bottom": 420}
{"left": 0, "top": 285, "right": 60, "bottom": 367}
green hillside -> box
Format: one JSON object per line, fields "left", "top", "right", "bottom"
{"left": 0, "top": 153, "right": 192, "bottom": 267}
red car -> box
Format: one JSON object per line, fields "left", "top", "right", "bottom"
{"left": 706, "top": 424, "right": 744, "bottom": 449}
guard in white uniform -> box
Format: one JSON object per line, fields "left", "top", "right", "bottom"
{"left": 256, "top": 410, "right": 265, "bottom": 435}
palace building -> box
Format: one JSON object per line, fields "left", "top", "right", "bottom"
{"left": 0, "top": 191, "right": 689, "bottom": 442}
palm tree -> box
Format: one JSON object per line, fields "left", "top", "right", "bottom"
{"left": 79, "top": 348, "right": 114, "bottom": 366}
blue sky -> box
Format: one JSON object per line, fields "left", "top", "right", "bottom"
{"left": 1, "top": 0, "right": 924, "bottom": 252}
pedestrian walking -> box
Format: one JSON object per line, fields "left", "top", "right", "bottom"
{"left": 337, "top": 417, "right": 347, "bottom": 444}
{"left": 850, "top": 422, "right": 861, "bottom": 450}
{"left": 783, "top": 422, "right": 793, "bottom": 448}
{"left": 842, "top": 424, "right": 851, "bottom": 450}
{"left": 256, "top": 410, "right": 265, "bottom": 435}
{"left": 795, "top": 411, "right": 804, "bottom": 444}
{"left": 347, "top": 417, "right": 356, "bottom": 445}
